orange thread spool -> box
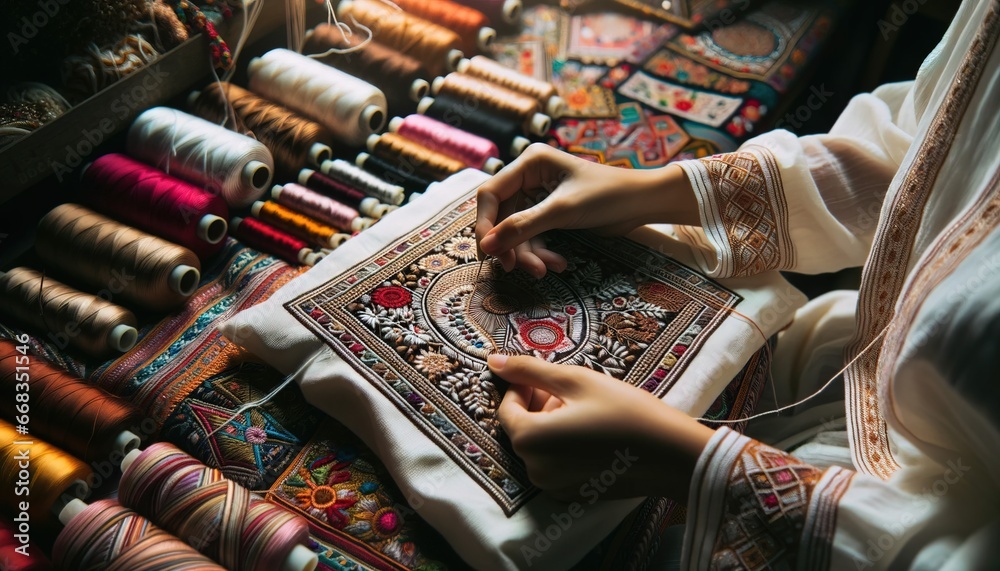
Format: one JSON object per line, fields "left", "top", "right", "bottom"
{"left": 337, "top": 0, "right": 464, "bottom": 76}
{"left": 387, "top": 0, "right": 496, "bottom": 54}
{"left": 457, "top": 55, "right": 566, "bottom": 117}
{"left": 251, "top": 200, "right": 354, "bottom": 247}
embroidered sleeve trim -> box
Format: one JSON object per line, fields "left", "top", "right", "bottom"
{"left": 684, "top": 428, "right": 851, "bottom": 571}
{"left": 677, "top": 147, "right": 795, "bottom": 278}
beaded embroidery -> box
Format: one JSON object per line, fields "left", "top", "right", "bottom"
{"left": 286, "top": 198, "right": 741, "bottom": 514}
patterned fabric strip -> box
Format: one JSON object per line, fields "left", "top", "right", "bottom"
{"left": 678, "top": 145, "right": 795, "bottom": 277}
{"left": 844, "top": 1, "right": 1000, "bottom": 480}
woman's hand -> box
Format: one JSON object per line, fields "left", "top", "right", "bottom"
{"left": 491, "top": 354, "right": 714, "bottom": 503}
{"left": 475, "top": 144, "right": 699, "bottom": 278}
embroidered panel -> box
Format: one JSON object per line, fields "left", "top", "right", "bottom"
{"left": 267, "top": 422, "right": 451, "bottom": 571}
{"left": 698, "top": 147, "right": 794, "bottom": 276}
{"left": 618, "top": 71, "right": 744, "bottom": 128}
{"left": 285, "top": 198, "right": 741, "bottom": 515}
{"left": 711, "top": 441, "right": 824, "bottom": 570}
{"left": 161, "top": 362, "right": 323, "bottom": 489}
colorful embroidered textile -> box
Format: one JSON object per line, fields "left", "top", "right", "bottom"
{"left": 221, "top": 169, "right": 805, "bottom": 570}
{"left": 494, "top": 1, "right": 840, "bottom": 166}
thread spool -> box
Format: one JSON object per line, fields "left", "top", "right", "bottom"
{"left": 0, "top": 517, "right": 51, "bottom": 571}
{"left": 127, "top": 107, "right": 274, "bottom": 208}
{"left": 316, "top": 159, "right": 406, "bottom": 206}
{"left": 35, "top": 204, "right": 201, "bottom": 312}
{"left": 272, "top": 184, "right": 375, "bottom": 232}
{"left": 384, "top": 0, "right": 496, "bottom": 53}
{"left": 54, "top": 499, "right": 227, "bottom": 570}
{"left": 299, "top": 168, "right": 397, "bottom": 218}
{"left": 417, "top": 95, "right": 530, "bottom": 160}
{"left": 337, "top": 0, "right": 464, "bottom": 76}
{"left": 453, "top": 0, "right": 522, "bottom": 25}
{"left": 431, "top": 73, "right": 550, "bottom": 136}
{"left": 0, "top": 340, "right": 141, "bottom": 462}
{"left": 389, "top": 115, "right": 503, "bottom": 173}
{"left": 230, "top": 217, "right": 319, "bottom": 266}
{"left": 250, "top": 201, "right": 350, "bottom": 248}
{"left": 189, "top": 83, "right": 334, "bottom": 176}
{"left": 248, "top": 48, "right": 387, "bottom": 147}
{"left": 303, "top": 24, "right": 430, "bottom": 112}
{"left": 82, "top": 153, "right": 229, "bottom": 260}
{"left": 457, "top": 56, "right": 566, "bottom": 117}
{"left": 0, "top": 418, "right": 91, "bottom": 523}
{"left": 366, "top": 133, "right": 467, "bottom": 181}
{"left": 118, "top": 443, "right": 317, "bottom": 571}
{"left": 355, "top": 152, "right": 433, "bottom": 195}
{"left": 0, "top": 268, "right": 137, "bottom": 357}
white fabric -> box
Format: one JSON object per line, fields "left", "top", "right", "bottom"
{"left": 220, "top": 169, "right": 805, "bottom": 570}
{"left": 680, "top": 0, "right": 1000, "bottom": 568}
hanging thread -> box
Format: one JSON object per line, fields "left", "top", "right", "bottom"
{"left": 82, "top": 153, "right": 229, "bottom": 260}
{"left": 457, "top": 55, "right": 566, "bottom": 117}
{"left": 303, "top": 23, "right": 430, "bottom": 113}
{"left": 367, "top": 132, "right": 467, "bottom": 181}
{"left": 0, "top": 340, "right": 141, "bottom": 462}
{"left": 389, "top": 114, "right": 503, "bottom": 173}
{"left": 35, "top": 204, "right": 202, "bottom": 312}
{"left": 273, "top": 183, "right": 374, "bottom": 231}
{"left": 230, "top": 217, "right": 319, "bottom": 266}
{"left": 0, "top": 267, "right": 138, "bottom": 357}
{"left": 418, "top": 94, "right": 530, "bottom": 160}
{"left": 299, "top": 168, "right": 400, "bottom": 217}
{"left": 432, "top": 73, "right": 550, "bottom": 136}
{"left": 355, "top": 152, "right": 433, "bottom": 195}
{"left": 189, "top": 82, "right": 334, "bottom": 176}
{"left": 452, "top": 0, "right": 522, "bottom": 25}
{"left": 247, "top": 48, "right": 387, "bottom": 147}
{"left": 383, "top": 0, "right": 496, "bottom": 54}
{"left": 53, "top": 499, "right": 227, "bottom": 570}
{"left": 127, "top": 106, "right": 274, "bottom": 208}
{"left": 0, "top": 418, "right": 91, "bottom": 523}
{"left": 0, "top": 517, "right": 50, "bottom": 571}
{"left": 251, "top": 200, "right": 356, "bottom": 246}
{"left": 316, "top": 159, "right": 406, "bottom": 206}
{"left": 337, "top": 0, "right": 464, "bottom": 76}
{"left": 118, "top": 443, "right": 316, "bottom": 571}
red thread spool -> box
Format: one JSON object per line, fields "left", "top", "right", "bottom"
{"left": 230, "top": 217, "right": 319, "bottom": 266}
{"left": 387, "top": 0, "right": 496, "bottom": 53}
{"left": 389, "top": 114, "right": 503, "bottom": 173}
{"left": 82, "top": 154, "right": 229, "bottom": 260}
{"left": 0, "top": 517, "right": 50, "bottom": 571}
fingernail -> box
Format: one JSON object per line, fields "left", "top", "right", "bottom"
{"left": 487, "top": 354, "right": 507, "bottom": 369}
{"left": 480, "top": 234, "right": 497, "bottom": 254}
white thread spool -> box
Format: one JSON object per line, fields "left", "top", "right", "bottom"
{"left": 126, "top": 107, "right": 274, "bottom": 208}
{"left": 248, "top": 49, "right": 387, "bottom": 147}
{"left": 318, "top": 159, "right": 405, "bottom": 206}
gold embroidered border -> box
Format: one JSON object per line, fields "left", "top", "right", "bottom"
{"left": 699, "top": 146, "right": 795, "bottom": 277}
{"left": 844, "top": 2, "right": 1000, "bottom": 479}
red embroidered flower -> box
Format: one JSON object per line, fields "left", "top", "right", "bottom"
{"left": 675, "top": 100, "right": 693, "bottom": 112}
{"left": 371, "top": 286, "right": 412, "bottom": 308}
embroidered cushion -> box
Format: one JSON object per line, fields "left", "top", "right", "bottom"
{"left": 220, "top": 169, "right": 806, "bottom": 570}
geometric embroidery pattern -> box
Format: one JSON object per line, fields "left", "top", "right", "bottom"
{"left": 710, "top": 441, "right": 823, "bottom": 570}
{"left": 286, "top": 197, "right": 742, "bottom": 515}
{"left": 700, "top": 147, "right": 794, "bottom": 277}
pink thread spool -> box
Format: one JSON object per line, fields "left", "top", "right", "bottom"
{"left": 388, "top": 115, "right": 503, "bottom": 173}
{"left": 117, "top": 444, "right": 317, "bottom": 571}
{"left": 82, "top": 154, "right": 229, "bottom": 260}
{"left": 272, "top": 184, "right": 373, "bottom": 233}
{"left": 299, "top": 168, "right": 386, "bottom": 219}
{"left": 230, "top": 217, "right": 320, "bottom": 266}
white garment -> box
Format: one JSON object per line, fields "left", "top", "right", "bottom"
{"left": 674, "top": 0, "right": 1000, "bottom": 568}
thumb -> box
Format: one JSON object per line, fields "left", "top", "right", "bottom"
{"left": 487, "top": 354, "right": 578, "bottom": 399}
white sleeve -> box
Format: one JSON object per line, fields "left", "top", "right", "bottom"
{"left": 673, "top": 82, "right": 916, "bottom": 278}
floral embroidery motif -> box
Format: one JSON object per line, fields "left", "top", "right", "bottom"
{"left": 443, "top": 236, "right": 478, "bottom": 262}
{"left": 644, "top": 49, "right": 752, "bottom": 94}
{"left": 269, "top": 424, "right": 446, "bottom": 570}
{"left": 698, "top": 147, "right": 794, "bottom": 276}
{"left": 286, "top": 200, "right": 741, "bottom": 514}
